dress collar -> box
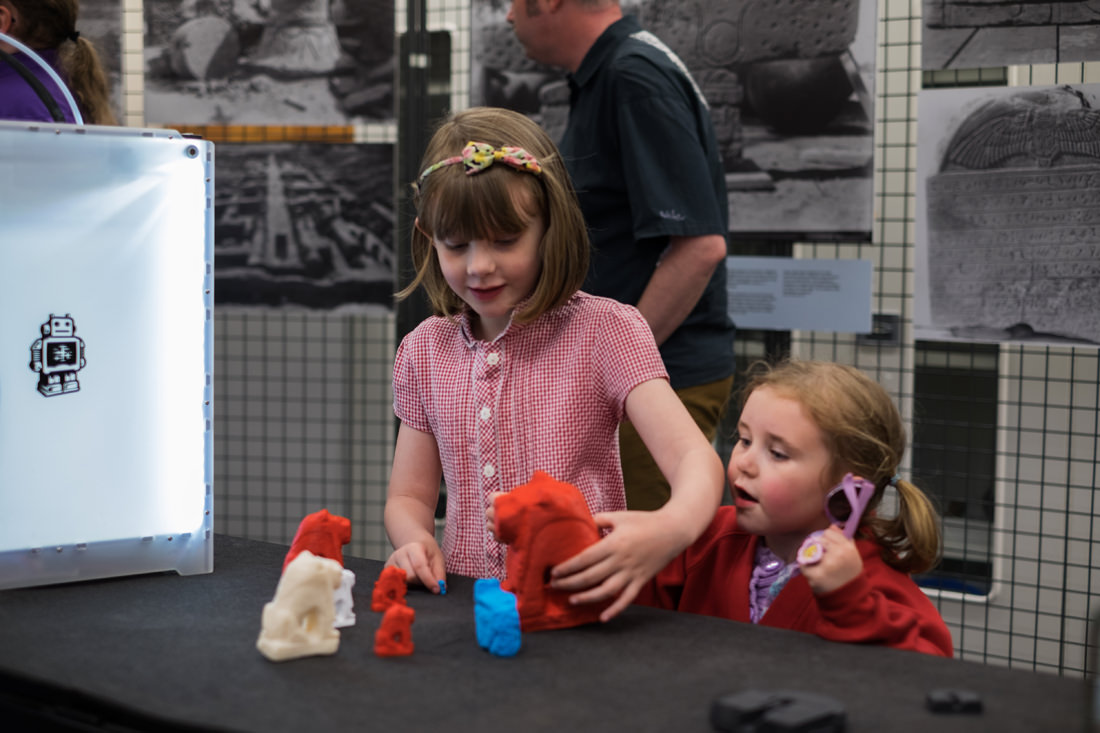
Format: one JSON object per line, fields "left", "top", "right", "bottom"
{"left": 456, "top": 295, "right": 535, "bottom": 348}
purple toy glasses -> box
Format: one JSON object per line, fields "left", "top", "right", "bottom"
{"left": 797, "top": 473, "right": 876, "bottom": 566}
{"left": 824, "top": 473, "right": 876, "bottom": 539}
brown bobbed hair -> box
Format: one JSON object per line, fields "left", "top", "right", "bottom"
{"left": 397, "top": 107, "right": 589, "bottom": 325}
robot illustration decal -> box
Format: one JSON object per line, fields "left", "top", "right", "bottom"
{"left": 29, "top": 314, "right": 86, "bottom": 397}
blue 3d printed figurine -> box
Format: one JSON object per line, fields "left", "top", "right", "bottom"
{"left": 474, "top": 578, "right": 521, "bottom": 657}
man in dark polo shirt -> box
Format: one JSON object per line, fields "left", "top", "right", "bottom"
{"left": 508, "top": 0, "right": 735, "bottom": 511}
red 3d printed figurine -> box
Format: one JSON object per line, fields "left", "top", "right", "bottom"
{"left": 283, "top": 508, "right": 352, "bottom": 572}
{"left": 495, "top": 471, "right": 610, "bottom": 631}
{"left": 282, "top": 509, "right": 357, "bottom": 628}
{"left": 371, "top": 566, "right": 408, "bottom": 612}
{"left": 374, "top": 604, "right": 416, "bottom": 657}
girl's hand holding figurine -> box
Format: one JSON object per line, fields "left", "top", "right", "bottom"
{"left": 549, "top": 378, "right": 723, "bottom": 620}
{"left": 485, "top": 491, "right": 697, "bottom": 619}
{"left": 549, "top": 507, "right": 696, "bottom": 621}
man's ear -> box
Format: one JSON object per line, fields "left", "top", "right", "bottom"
{"left": 0, "top": 4, "right": 14, "bottom": 36}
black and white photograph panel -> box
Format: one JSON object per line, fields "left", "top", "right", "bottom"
{"left": 915, "top": 84, "right": 1100, "bottom": 346}
{"left": 470, "top": 0, "right": 877, "bottom": 241}
{"left": 144, "top": 0, "right": 394, "bottom": 125}
{"left": 75, "top": 0, "right": 123, "bottom": 121}
{"left": 923, "top": 0, "right": 1100, "bottom": 69}
{"left": 213, "top": 142, "right": 395, "bottom": 310}
{"left": 720, "top": 0, "right": 876, "bottom": 240}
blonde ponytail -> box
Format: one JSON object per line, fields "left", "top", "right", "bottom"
{"left": 867, "top": 478, "right": 941, "bottom": 574}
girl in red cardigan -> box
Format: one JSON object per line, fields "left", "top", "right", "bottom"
{"left": 636, "top": 360, "right": 954, "bottom": 656}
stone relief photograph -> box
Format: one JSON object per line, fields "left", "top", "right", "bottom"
{"left": 471, "top": 0, "right": 877, "bottom": 241}
{"left": 213, "top": 142, "right": 395, "bottom": 310}
{"left": 915, "top": 83, "right": 1100, "bottom": 346}
{"left": 923, "top": 0, "right": 1100, "bottom": 69}
{"left": 73, "top": 0, "right": 123, "bottom": 121}
{"left": 143, "top": 0, "right": 394, "bottom": 125}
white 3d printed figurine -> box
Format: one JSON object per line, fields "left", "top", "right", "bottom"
{"left": 257, "top": 550, "right": 344, "bottom": 662}
{"left": 333, "top": 568, "right": 356, "bottom": 628}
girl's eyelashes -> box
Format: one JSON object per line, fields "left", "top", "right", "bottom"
{"left": 436, "top": 235, "right": 521, "bottom": 250}
{"left": 735, "top": 431, "right": 786, "bottom": 460}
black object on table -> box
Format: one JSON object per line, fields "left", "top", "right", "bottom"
{"left": 710, "top": 689, "right": 847, "bottom": 732}
{"left": 926, "top": 688, "right": 984, "bottom": 714}
{"left": 0, "top": 535, "right": 1086, "bottom": 732}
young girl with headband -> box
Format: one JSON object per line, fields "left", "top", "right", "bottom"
{"left": 637, "top": 359, "right": 954, "bottom": 655}
{"left": 384, "top": 107, "right": 724, "bottom": 621}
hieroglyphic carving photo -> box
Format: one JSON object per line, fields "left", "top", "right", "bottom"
{"left": 213, "top": 142, "right": 395, "bottom": 310}
{"left": 915, "top": 84, "right": 1100, "bottom": 346}
{"left": 471, "top": 0, "right": 877, "bottom": 241}
{"left": 923, "top": 0, "right": 1100, "bottom": 69}
{"left": 143, "top": 0, "right": 394, "bottom": 125}
{"left": 73, "top": 0, "right": 123, "bottom": 121}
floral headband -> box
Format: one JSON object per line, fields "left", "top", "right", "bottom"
{"left": 416, "top": 141, "right": 542, "bottom": 189}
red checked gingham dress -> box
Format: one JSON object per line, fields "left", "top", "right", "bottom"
{"left": 392, "top": 292, "right": 668, "bottom": 579}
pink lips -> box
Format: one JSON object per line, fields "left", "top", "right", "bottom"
{"left": 469, "top": 285, "right": 505, "bottom": 301}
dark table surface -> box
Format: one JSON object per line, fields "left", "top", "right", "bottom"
{"left": 0, "top": 534, "right": 1088, "bottom": 732}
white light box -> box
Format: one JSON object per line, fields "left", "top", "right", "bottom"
{"left": 0, "top": 120, "right": 214, "bottom": 589}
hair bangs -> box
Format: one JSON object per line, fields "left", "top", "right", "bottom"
{"left": 419, "top": 168, "right": 544, "bottom": 244}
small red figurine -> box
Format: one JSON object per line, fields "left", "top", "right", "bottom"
{"left": 283, "top": 508, "right": 352, "bottom": 572}
{"left": 495, "top": 471, "right": 610, "bottom": 631}
{"left": 371, "top": 566, "right": 408, "bottom": 612}
{"left": 374, "top": 604, "right": 416, "bottom": 657}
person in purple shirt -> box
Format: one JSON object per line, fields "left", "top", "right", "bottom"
{"left": 0, "top": 0, "right": 116, "bottom": 124}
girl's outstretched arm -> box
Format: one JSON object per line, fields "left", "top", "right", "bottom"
{"left": 550, "top": 378, "right": 724, "bottom": 620}
{"left": 384, "top": 422, "right": 447, "bottom": 592}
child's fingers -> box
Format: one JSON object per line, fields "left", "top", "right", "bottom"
{"left": 554, "top": 511, "right": 636, "bottom": 578}
{"left": 548, "top": 540, "right": 611, "bottom": 586}
{"left": 430, "top": 553, "right": 447, "bottom": 591}
{"left": 393, "top": 543, "right": 444, "bottom": 592}
{"left": 598, "top": 579, "right": 645, "bottom": 622}
{"left": 485, "top": 492, "right": 502, "bottom": 519}
{"left": 411, "top": 551, "right": 445, "bottom": 592}
{"left": 561, "top": 566, "right": 627, "bottom": 606}
{"left": 801, "top": 528, "right": 862, "bottom": 594}
{"left": 552, "top": 556, "right": 618, "bottom": 595}
{"left": 485, "top": 492, "right": 503, "bottom": 537}
{"left": 591, "top": 512, "right": 616, "bottom": 529}
{"left": 559, "top": 571, "right": 640, "bottom": 622}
